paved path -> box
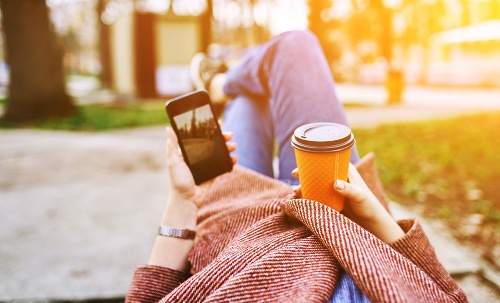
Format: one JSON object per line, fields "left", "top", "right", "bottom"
{"left": 337, "top": 84, "right": 500, "bottom": 128}
{"left": 1, "top": 85, "right": 500, "bottom": 301}
{"left": 0, "top": 129, "right": 168, "bottom": 301}
{"left": 336, "top": 84, "right": 500, "bottom": 110}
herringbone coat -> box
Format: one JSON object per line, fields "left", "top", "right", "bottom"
{"left": 126, "top": 154, "right": 467, "bottom": 303}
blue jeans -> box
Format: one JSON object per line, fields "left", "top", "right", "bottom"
{"left": 221, "top": 30, "right": 368, "bottom": 302}
{"left": 222, "top": 30, "right": 359, "bottom": 186}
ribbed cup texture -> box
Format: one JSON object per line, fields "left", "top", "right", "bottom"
{"left": 295, "top": 147, "right": 351, "bottom": 211}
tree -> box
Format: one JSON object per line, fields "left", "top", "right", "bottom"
{"left": 200, "top": 0, "right": 213, "bottom": 52}
{"left": 0, "top": 0, "right": 75, "bottom": 123}
{"left": 97, "top": 0, "right": 113, "bottom": 89}
{"left": 459, "top": 0, "right": 471, "bottom": 26}
{"left": 491, "top": 0, "right": 500, "bottom": 19}
{"left": 307, "top": 0, "right": 340, "bottom": 67}
{"left": 370, "top": 0, "right": 393, "bottom": 62}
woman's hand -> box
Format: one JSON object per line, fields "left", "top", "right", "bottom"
{"left": 160, "top": 127, "right": 237, "bottom": 229}
{"left": 291, "top": 164, "right": 404, "bottom": 244}
{"left": 165, "top": 127, "right": 237, "bottom": 209}
{"left": 334, "top": 164, "right": 404, "bottom": 243}
{"left": 148, "top": 128, "right": 237, "bottom": 270}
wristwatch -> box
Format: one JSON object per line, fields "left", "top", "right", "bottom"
{"left": 158, "top": 226, "right": 196, "bottom": 239}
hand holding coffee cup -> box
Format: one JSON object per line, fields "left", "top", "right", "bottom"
{"left": 291, "top": 122, "right": 355, "bottom": 211}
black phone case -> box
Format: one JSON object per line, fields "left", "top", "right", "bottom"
{"left": 165, "top": 90, "right": 233, "bottom": 184}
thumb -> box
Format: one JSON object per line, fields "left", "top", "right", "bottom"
{"left": 166, "top": 127, "right": 182, "bottom": 161}
{"left": 334, "top": 180, "right": 368, "bottom": 205}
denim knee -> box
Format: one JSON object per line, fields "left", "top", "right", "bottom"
{"left": 274, "top": 30, "right": 322, "bottom": 55}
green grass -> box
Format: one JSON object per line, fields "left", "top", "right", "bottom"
{"left": 352, "top": 111, "right": 500, "bottom": 224}
{"left": 354, "top": 112, "right": 500, "bottom": 187}
{"left": 353, "top": 111, "right": 500, "bottom": 264}
{"left": 0, "top": 100, "right": 169, "bottom": 131}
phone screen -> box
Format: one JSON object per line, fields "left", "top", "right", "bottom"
{"left": 166, "top": 91, "right": 233, "bottom": 184}
{"left": 172, "top": 104, "right": 218, "bottom": 165}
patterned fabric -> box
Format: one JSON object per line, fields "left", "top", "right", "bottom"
{"left": 126, "top": 154, "right": 468, "bottom": 303}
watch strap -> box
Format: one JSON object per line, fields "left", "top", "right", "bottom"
{"left": 158, "top": 226, "right": 196, "bottom": 239}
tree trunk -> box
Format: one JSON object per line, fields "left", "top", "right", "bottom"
{"left": 491, "top": 0, "right": 500, "bottom": 19}
{"left": 307, "top": 0, "right": 339, "bottom": 70}
{"left": 200, "top": 0, "right": 213, "bottom": 52}
{"left": 133, "top": 12, "right": 158, "bottom": 98}
{"left": 0, "top": 0, "right": 75, "bottom": 123}
{"left": 459, "top": 0, "right": 471, "bottom": 26}
{"left": 97, "top": 0, "right": 113, "bottom": 89}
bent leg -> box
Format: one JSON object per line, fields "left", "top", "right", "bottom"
{"left": 222, "top": 95, "right": 275, "bottom": 178}
{"left": 224, "top": 30, "right": 359, "bottom": 184}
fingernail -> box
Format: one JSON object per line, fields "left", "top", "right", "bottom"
{"left": 335, "top": 180, "right": 345, "bottom": 191}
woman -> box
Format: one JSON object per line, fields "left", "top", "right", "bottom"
{"left": 126, "top": 31, "right": 467, "bottom": 303}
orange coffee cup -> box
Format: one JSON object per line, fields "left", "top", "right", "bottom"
{"left": 291, "top": 122, "right": 355, "bottom": 211}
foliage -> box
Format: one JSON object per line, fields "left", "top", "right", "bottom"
{"left": 354, "top": 112, "right": 500, "bottom": 187}
{"left": 307, "top": 0, "right": 340, "bottom": 64}
{"left": 0, "top": 101, "right": 169, "bottom": 131}
{"left": 353, "top": 111, "right": 500, "bottom": 225}
{"left": 354, "top": 111, "right": 500, "bottom": 265}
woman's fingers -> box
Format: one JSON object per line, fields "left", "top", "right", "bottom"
{"left": 293, "top": 185, "right": 302, "bottom": 197}
{"left": 291, "top": 168, "right": 301, "bottom": 197}
{"left": 166, "top": 127, "right": 182, "bottom": 161}
{"left": 222, "top": 131, "right": 234, "bottom": 142}
{"left": 231, "top": 154, "right": 238, "bottom": 165}
{"left": 226, "top": 142, "right": 237, "bottom": 153}
{"left": 347, "top": 163, "right": 371, "bottom": 192}
{"left": 334, "top": 179, "right": 368, "bottom": 205}
{"left": 223, "top": 131, "right": 237, "bottom": 156}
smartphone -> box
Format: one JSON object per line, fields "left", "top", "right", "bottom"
{"left": 165, "top": 90, "right": 233, "bottom": 185}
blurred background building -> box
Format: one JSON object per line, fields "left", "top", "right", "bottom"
{"left": 0, "top": 0, "right": 499, "bottom": 101}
